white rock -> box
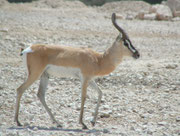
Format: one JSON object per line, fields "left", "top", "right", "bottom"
{"left": 158, "top": 121, "right": 167, "bottom": 126}
{"left": 116, "top": 14, "right": 124, "bottom": 19}
{"left": 136, "top": 11, "right": 144, "bottom": 20}
{"left": 0, "top": 28, "right": 8, "bottom": 32}
{"left": 126, "top": 14, "right": 135, "bottom": 20}
{"left": 173, "top": 11, "right": 180, "bottom": 17}
{"left": 103, "top": 128, "right": 109, "bottom": 133}
{"left": 167, "top": 0, "right": 180, "bottom": 13}
{"left": 144, "top": 13, "right": 157, "bottom": 20}
{"left": 176, "top": 116, "right": 180, "bottom": 122}
{"left": 33, "top": 127, "right": 38, "bottom": 131}
{"left": 103, "top": 105, "right": 110, "bottom": 110}
{"left": 100, "top": 112, "right": 110, "bottom": 118}
{"left": 150, "top": 4, "right": 173, "bottom": 20}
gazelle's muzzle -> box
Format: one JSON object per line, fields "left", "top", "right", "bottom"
{"left": 133, "top": 51, "right": 140, "bottom": 59}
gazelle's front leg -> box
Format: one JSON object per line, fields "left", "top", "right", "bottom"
{"left": 89, "top": 80, "right": 102, "bottom": 126}
{"left": 37, "top": 72, "right": 61, "bottom": 127}
{"left": 79, "top": 77, "right": 90, "bottom": 129}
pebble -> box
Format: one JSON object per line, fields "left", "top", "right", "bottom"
{"left": 148, "top": 110, "right": 154, "bottom": 114}
{"left": 165, "top": 64, "right": 178, "bottom": 69}
{"left": 33, "top": 127, "right": 38, "bottom": 131}
{"left": 157, "top": 121, "right": 167, "bottom": 126}
{"left": 100, "top": 112, "right": 110, "bottom": 118}
{"left": 176, "top": 116, "right": 180, "bottom": 122}
{"left": 103, "top": 105, "right": 110, "bottom": 110}
{"left": 103, "top": 128, "right": 109, "bottom": 133}
{"left": 0, "top": 28, "right": 8, "bottom": 32}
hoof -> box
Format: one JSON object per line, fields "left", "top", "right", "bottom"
{"left": 90, "top": 120, "right": 95, "bottom": 126}
{"left": 82, "top": 123, "right": 88, "bottom": 129}
{"left": 53, "top": 120, "right": 62, "bottom": 128}
{"left": 17, "top": 120, "right": 22, "bottom": 127}
{"left": 57, "top": 124, "right": 62, "bottom": 128}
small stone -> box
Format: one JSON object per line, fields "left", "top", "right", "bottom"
{"left": 0, "top": 28, "right": 8, "bottom": 32}
{"left": 130, "top": 126, "right": 135, "bottom": 130}
{"left": 158, "top": 121, "right": 167, "bottom": 126}
{"left": 165, "top": 64, "right": 177, "bottom": 69}
{"left": 103, "top": 128, "right": 109, "bottom": 133}
{"left": 126, "top": 13, "right": 135, "bottom": 20}
{"left": 0, "top": 86, "right": 3, "bottom": 90}
{"left": 176, "top": 116, "right": 180, "bottom": 122}
{"left": 116, "top": 14, "right": 124, "bottom": 19}
{"left": 144, "top": 13, "right": 157, "bottom": 20}
{"left": 103, "top": 105, "right": 110, "bottom": 110}
{"left": 172, "top": 17, "right": 180, "bottom": 21}
{"left": 33, "top": 127, "right": 38, "bottom": 131}
{"left": 114, "top": 113, "right": 124, "bottom": 118}
{"left": 147, "top": 131, "right": 153, "bottom": 135}
{"left": 140, "top": 114, "right": 148, "bottom": 118}
{"left": 100, "top": 112, "right": 110, "bottom": 118}
{"left": 24, "top": 122, "right": 29, "bottom": 126}
{"left": 147, "top": 63, "right": 153, "bottom": 67}
{"left": 136, "top": 11, "right": 145, "bottom": 20}
{"left": 24, "top": 98, "right": 33, "bottom": 104}
{"left": 148, "top": 110, "right": 154, "bottom": 114}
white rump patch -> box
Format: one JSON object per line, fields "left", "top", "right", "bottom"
{"left": 21, "top": 46, "right": 33, "bottom": 55}
{"left": 21, "top": 46, "right": 33, "bottom": 76}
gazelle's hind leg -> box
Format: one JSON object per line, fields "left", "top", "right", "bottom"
{"left": 37, "top": 72, "right": 62, "bottom": 127}
{"left": 15, "top": 72, "right": 43, "bottom": 126}
{"left": 15, "top": 57, "right": 45, "bottom": 126}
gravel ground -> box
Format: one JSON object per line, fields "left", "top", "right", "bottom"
{"left": 0, "top": 0, "right": 180, "bottom": 135}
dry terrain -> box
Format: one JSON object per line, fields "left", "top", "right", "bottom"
{"left": 0, "top": 0, "right": 180, "bottom": 135}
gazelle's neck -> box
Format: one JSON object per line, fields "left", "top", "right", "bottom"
{"left": 97, "top": 38, "right": 123, "bottom": 76}
{"left": 104, "top": 39, "right": 123, "bottom": 66}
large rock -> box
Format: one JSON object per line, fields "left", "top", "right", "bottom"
{"left": 173, "top": 11, "right": 180, "bottom": 17}
{"left": 167, "top": 0, "right": 180, "bottom": 12}
{"left": 0, "top": 0, "right": 8, "bottom": 7}
{"left": 167, "top": 0, "right": 180, "bottom": 17}
{"left": 150, "top": 4, "right": 173, "bottom": 20}
{"left": 136, "top": 11, "right": 157, "bottom": 20}
{"left": 99, "top": 1, "right": 151, "bottom": 15}
{"left": 144, "top": 13, "right": 157, "bottom": 20}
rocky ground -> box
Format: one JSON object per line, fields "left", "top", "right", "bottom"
{"left": 0, "top": 0, "right": 180, "bottom": 135}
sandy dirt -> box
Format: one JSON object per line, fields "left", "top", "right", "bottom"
{"left": 0, "top": 0, "right": 180, "bottom": 135}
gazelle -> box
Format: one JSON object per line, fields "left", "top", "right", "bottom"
{"left": 15, "top": 13, "right": 140, "bottom": 129}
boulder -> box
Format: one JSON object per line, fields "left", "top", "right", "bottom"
{"left": 136, "top": 11, "right": 157, "bottom": 20}
{"left": 173, "top": 11, "right": 180, "bottom": 17}
{"left": 150, "top": 4, "right": 173, "bottom": 20}
{"left": 136, "top": 11, "right": 145, "bottom": 20}
{"left": 167, "top": 0, "right": 180, "bottom": 12}
{"left": 0, "top": 0, "right": 8, "bottom": 7}
{"left": 144, "top": 13, "right": 157, "bottom": 20}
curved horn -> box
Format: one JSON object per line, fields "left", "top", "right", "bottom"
{"left": 112, "top": 13, "right": 129, "bottom": 39}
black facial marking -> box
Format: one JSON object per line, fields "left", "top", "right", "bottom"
{"left": 123, "top": 39, "right": 136, "bottom": 53}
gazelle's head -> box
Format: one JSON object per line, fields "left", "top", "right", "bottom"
{"left": 112, "top": 13, "right": 140, "bottom": 59}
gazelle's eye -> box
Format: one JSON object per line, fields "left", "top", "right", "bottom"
{"left": 123, "top": 40, "right": 129, "bottom": 47}
{"left": 124, "top": 42, "right": 128, "bottom": 46}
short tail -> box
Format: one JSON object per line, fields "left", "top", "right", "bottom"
{"left": 20, "top": 46, "right": 33, "bottom": 56}
{"left": 20, "top": 48, "right": 24, "bottom": 56}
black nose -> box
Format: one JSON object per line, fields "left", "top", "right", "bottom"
{"left": 133, "top": 51, "right": 140, "bottom": 59}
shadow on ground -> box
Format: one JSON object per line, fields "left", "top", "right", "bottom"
{"left": 8, "top": 126, "right": 109, "bottom": 134}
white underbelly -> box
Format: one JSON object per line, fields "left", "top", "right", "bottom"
{"left": 45, "top": 65, "right": 81, "bottom": 78}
